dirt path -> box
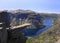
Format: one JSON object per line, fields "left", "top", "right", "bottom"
{"left": 11, "top": 23, "right": 31, "bottom": 29}
{"left": 56, "top": 39, "right": 60, "bottom": 43}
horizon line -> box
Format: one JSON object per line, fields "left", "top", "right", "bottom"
{"left": 0, "top": 9, "right": 60, "bottom": 14}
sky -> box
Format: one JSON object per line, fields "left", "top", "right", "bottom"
{"left": 0, "top": 0, "right": 60, "bottom": 13}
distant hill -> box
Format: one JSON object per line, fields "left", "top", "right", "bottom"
{"left": 1, "top": 9, "right": 59, "bottom": 29}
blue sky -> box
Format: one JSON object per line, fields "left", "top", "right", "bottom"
{"left": 0, "top": 0, "right": 60, "bottom": 12}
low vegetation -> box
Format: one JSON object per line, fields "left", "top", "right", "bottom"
{"left": 26, "top": 14, "right": 60, "bottom": 43}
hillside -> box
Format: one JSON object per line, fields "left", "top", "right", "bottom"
{"left": 26, "top": 13, "right": 60, "bottom": 43}
{"left": 8, "top": 10, "right": 59, "bottom": 43}
{"left": 0, "top": 10, "right": 60, "bottom": 43}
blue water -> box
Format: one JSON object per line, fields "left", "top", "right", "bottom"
{"left": 8, "top": 13, "right": 54, "bottom": 37}
{"left": 35, "top": 18, "right": 54, "bottom": 36}
{"left": 23, "top": 18, "right": 54, "bottom": 37}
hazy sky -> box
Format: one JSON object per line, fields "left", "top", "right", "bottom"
{"left": 0, "top": 0, "right": 60, "bottom": 12}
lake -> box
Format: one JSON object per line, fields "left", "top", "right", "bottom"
{"left": 8, "top": 13, "right": 54, "bottom": 38}
{"left": 23, "top": 18, "right": 54, "bottom": 38}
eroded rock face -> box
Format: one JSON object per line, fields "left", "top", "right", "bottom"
{"left": 9, "top": 11, "right": 46, "bottom": 38}
{"left": 0, "top": 11, "right": 27, "bottom": 43}
{"left": 10, "top": 13, "right": 45, "bottom": 29}
{"left": 0, "top": 10, "right": 45, "bottom": 43}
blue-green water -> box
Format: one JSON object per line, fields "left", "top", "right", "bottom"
{"left": 23, "top": 18, "right": 54, "bottom": 37}
{"left": 8, "top": 14, "right": 54, "bottom": 37}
